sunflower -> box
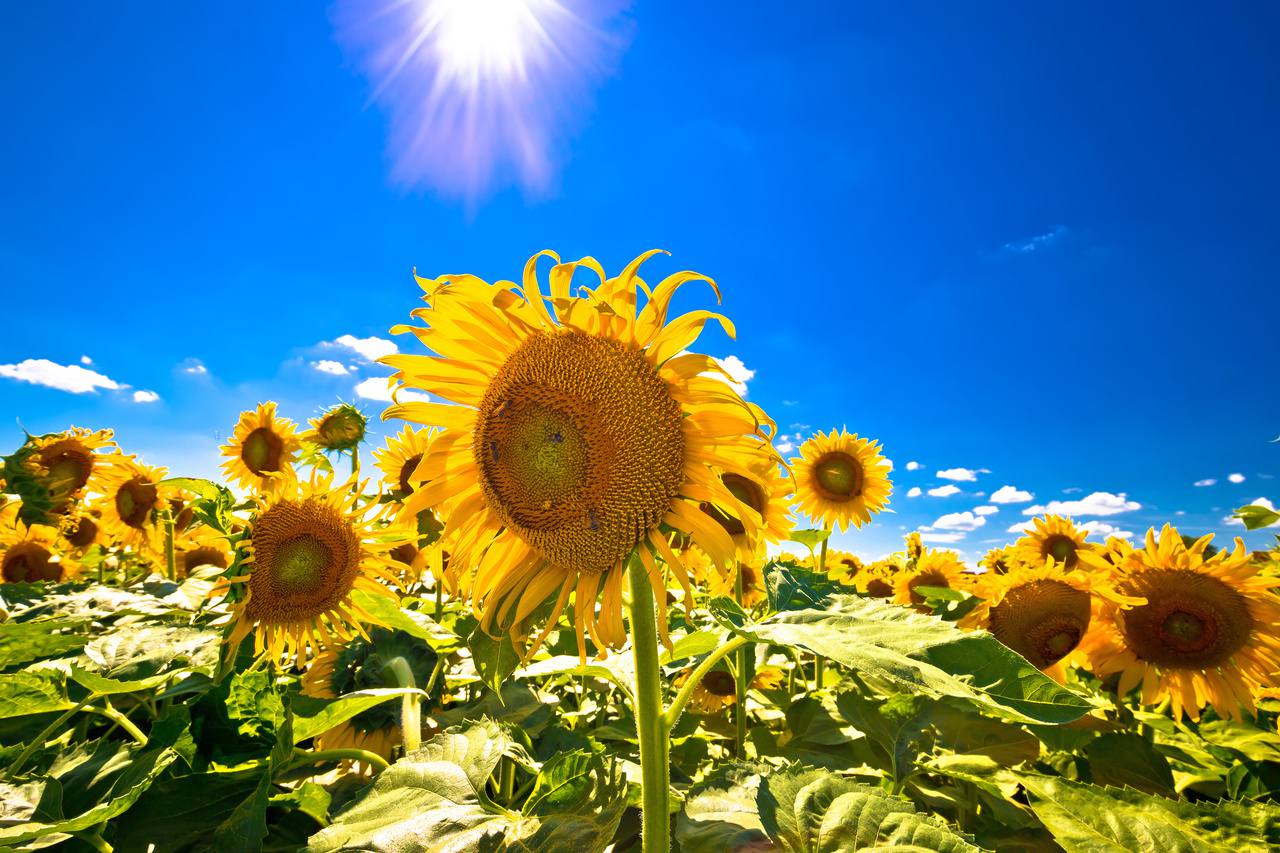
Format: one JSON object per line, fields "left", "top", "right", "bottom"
{"left": 904, "top": 531, "right": 923, "bottom": 563}
{"left": 304, "top": 403, "right": 368, "bottom": 454}
{"left": 220, "top": 402, "right": 302, "bottom": 494}
{"left": 97, "top": 457, "right": 168, "bottom": 551}
{"left": 673, "top": 667, "right": 738, "bottom": 715}
{"left": 374, "top": 425, "right": 436, "bottom": 500}
{"left": 790, "top": 430, "right": 891, "bottom": 533}
{"left": 700, "top": 452, "right": 793, "bottom": 562}
{"left": 1078, "top": 525, "right": 1280, "bottom": 720}
{"left": 301, "top": 627, "right": 440, "bottom": 761}
{"left": 6, "top": 427, "right": 118, "bottom": 521}
{"left": 963, "top": 557, "right": 1140, "bottom": 681}
{"left": 751, "top": 666, "right": 786, "bottom": 691}
{"left": 177, "top": 527, "right": 235, "bottom": 578}
{"left": 60, "top": 506, "right": 102, "bottom": 554}
{"left": 894, "top": 549, "right": 965, "bottom": 611}
{"left": 858, "top": 561, "right": 898, "bottom": 599}
{"left": 1014, "top": 515, "right": 1096, "bottom": 571}
{"left": 826, "top": 550, "right": 864, "bottom": 586}
{"left": 710, "top": 562, "right": 767, "bottom": 608}
{"left": 980, "top": 547, "right": 1015, "bottom": 575}
{"left": 1, "top": 520, "right": 79, "bottom": 584}
{"left": 215, "top": 475, "right": 407, "bottom": 663}
{"left": 380, "top": 250, "right": 775, "bottom": 657}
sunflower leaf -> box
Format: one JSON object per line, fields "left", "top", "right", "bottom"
{"left": 0, "top": 618, "right": 89, "bottom": 668}
{"left": 349, "top": 588, "right": 463, "bottom": 652}
{"left": 0, "top": 669, "right": 74, "bottom": 718}
{"left": 675, "top": 763, "right": 770, "bottom": 853}
{"left": 721, "top": 594, "right": 1094, "bottom": 725}
{"left": 1233, "top": 504, "right": 1280, "bottom": 530}
{"left": 1086, "top": 732, "right": 1176, "bottom": 796}
{"left": 1020, "top": 773, "right": 1280, "bottom": 852}
{"left": 290, "top": 687, "right": 428, "bottom": 745}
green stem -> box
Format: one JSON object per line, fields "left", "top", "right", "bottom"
{"left": 627, "top": 552, "right": 670, "bottom": 853}
{"left": 74, "top": 829, "right": 113, "bottom": 853}
{"left": 436, "top": 581, "right": 444, "bottom": 621}
{"left": 6, "top": 697, "right": 92, "bottom": 777}
{"left": 387, "top": 657, "right": 421, "bottom": 754}
{"left": 286, "top": 747, "right": 390, "bottom": 773}
{"left": 665, "top": 634, "right": 751, "bottom": 729}
{"left": 818, "top": 538, "right": 828, "bottom": 574}
{"left": 814, "top": 656, "right": 825, "bottom": 691}
{"left": 88, "top": 702, "right": 149, "bottom": 746}
{"left": 734, "top": 565, "right": 748, "bottom": 758}
{"left": 499, "top": 758, "right": 516, "bottom": 805}
{"left": 162, "top": 509, "right": 176, "bottom": 582}
{"left": 350, "top": 446, "right": 360, "bottom": 483}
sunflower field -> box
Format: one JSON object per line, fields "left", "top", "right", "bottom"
{"left": 2, "top": 251, "right": 1279, "bottom": 853}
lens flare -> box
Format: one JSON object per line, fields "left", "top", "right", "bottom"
{"left": 333, "top": 0, "right": 631, "bottom": 202}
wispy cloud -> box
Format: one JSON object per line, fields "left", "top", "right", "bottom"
{"left": 927, "top": 484, "right": 961, "bottom": 498}
{"left": 931, "top": 511, "right": 986, "bottom": 532}
{"left": 1004, "top": 225, "right": 1068, "bottom": 254}
{"left": 973, "top": 505, "right": 998, "bottom": 515}
{"left": 353, "top": 376, "right": 429, "bottom": 403}
{"left": 1079, "top": 520, "right": 1134, "bottom": 540}
{"left": 1194, "top": 478, "right": 1217, "bottom": 487}
{"left": 325, "top": 334, "right": 398, "bottom": 362}
{"left": 989, "top": 485, "right": 1033, "bottom": 504}
{"left": 921, "top": 532, "right": 966, "bottom": 544}
{"left": 936, "top": 467, "right": 988, "bottom": 482}
{"left": 312, "top": 360, "right": 351, "bottom": 376}
{"left": 179, "top": 358, "right": 209, "bottom": 376}
{"left": 0, "top": 358, "right": 124, "bottom": 394}
{"left": 1022, "top": 491, "right": 1140, "bottom": 517}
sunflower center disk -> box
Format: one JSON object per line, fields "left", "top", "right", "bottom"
{"left": 246, "top": 499, "right": 361, "bottom": 624}
{"left": 242, "top": 427, "right": 284, "bottom": 475}
{"left": 2, "top": 544, "right": 61, "bottom": 583}
{"left": 475, "top": 330, "right": 685, "bottom": 575}
{"left": 116, "top": 478, "right": 156, "bottom": 528}
{"left": 1045, "top": 535, "right": 1077, "bottom": 564}
{"left": 814, "top": 452, "right": 864, "bottom": 500}
{"left": 397, "top": 453, "right": 423, "bottom": 496}
{"left": 989, "top": 579, "right": 1091, "bottom": 669}
{"left": 67, "top": 516, "right": 98, "bottom": 548}
{"left": 702, "top": 670, "right": 737, "bottom": 697}
{"left": 704, "top": 473, "right": 765, "bottom": 536}
{"left": 44, "top": 450, "right": 93, "bottom": 506}
{"left": 1119, "top": 570, "right": 1251, "bottom": 668}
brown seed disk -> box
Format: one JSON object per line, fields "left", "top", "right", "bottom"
{"left": 988, "top": 579, "right": 1091, "bottom": 668}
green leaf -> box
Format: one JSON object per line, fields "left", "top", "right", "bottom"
{"left": 660, "top": 630, "right": 722, "bottom": 665}
{"left": 0, "top": 619, "right": 89, "bottom": 667}
{"left": 764, "top": 560, "right": 843, "bottom": 613}
{"left": 226, "top": 668, "right": 286, "bottom": 740}
{"left": 1198, "top": 719, "right": 1280, "bottom": 763}
{"left": 0, "top": 669, "right": 73, "bottom": 718}
{"left": 469, "top": 623, "right": 523, "bottom": 697}
{"left": 514, "top": 750, "right": 628, "bottom": 852}
{"left": 271, "top": 781, "right": 332, "bottom": 825}
{"left": 291, "top": 687, "right": 426, "bottom": 745}
{"left": 307, "top": 717, "right": 583, "bottom": 850}
{"left": 1234, "top": 504, "right": 1280, "bottom": 530}
{"left": 1021, "top": 774, "right": 1280, "bottom": 852}
{"left": 913, "top": 585, "right": 983, "bottom": 622}
{"left": 68, "top": 663, "right": 175, "bottom": 696}
{"left": 727, "top": 594, "right": 1093, "bottom": 724}
{"left": 81, "top": 624, "right": 220, "bottom": 680}
{"left": 209, "top": 771, "right": 273, "bottom": 853}
{"left": 789, "top": 529, "right": 831, "bottom": 550}
{"left": 349, "top": 588, "right": 462, "bottom": 652}
{"left": 112, "top": 769, "right": 265, "bottom": 853}
{"left": 1086, "top": 733, "right": 1176, "bottom": 796}
{"left": 0, "top": 746, "right": 178, "bottom": 845}
{"left": 675, "top": 763, "right": 769, "bottom": 853}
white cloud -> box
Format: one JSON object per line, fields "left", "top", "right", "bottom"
{"left": 1062, "top": 487, "right": 1082, "bottom": 494}
{"left": 1228, "top": 473, "right": 1245, "bottom": 484}
{"left": 1022, "top": 491, "right": 1141, "bottom": 517}
{"left": 973, "top": 505, "right": 998, "bottom": 516}
{"left": 907, "top": 487, "right": 922, "bottom": 498}
{"left": 990, "top": 485, "right": 1033, "bottom": 504}
{"left": 906, "top": 461, "right": 923, "bottom": 471}
{"left": 936, "top": 467, "right": 987, "bottom": 482}
{"left": 1004, "top": 225, "right": 1068, "bottom": 254}
{"left": 883, "top": 458, "right": 894, "bottom": 472}
{"left": 776, "top": 441, "right": 794, "bottom": 454}
{"left": 132, "top": 390, "right": 161, "bottom": 404}
{"left": 1226, "top": 497, "right": 1276, "bottom": 526}
{"left": 312, "top": 360, "right": 350, "bottom": 376}
{"left": 933, "top": 511, "right": 986, "bottom": 532}
{"left": 927, "top": 484, "right": 961, "bottom": 498}
{"left": 921, "top": 532, "right": 966, "bottom": 544}
{"left": 1079, "top": 520, "right": 1134, "bottom": 540}
{"left": 354, "top": 376, "right": 429, "bottom": 403}
{"left": 0, "top": 359, "right": 124, "bottom": 394}
{"left": 1175, "top": 510, "right": 1186, "bottom": 516}
{"left": 80, "top": 355, "right": 93, "bottom": 365}
{"left": 1006, "top": 520, "right": 1034, "bottom": 534}
{"left": 329, "top": 334, "right": 398, "bottom": 362}
{"left": 1194, "top": 478, "right": 1217, "bottom": 487}
{"left": 704, "top": 355, "right": 754, "bottom": 397}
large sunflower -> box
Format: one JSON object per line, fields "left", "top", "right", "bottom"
{"left": 381, "top": 250, "right": 775, "bottom": 656}
{"left": 963, "top": 557, "right": 1140, "bottom": 682}
{"left": 301, "top": 627, "right": 440, "bottom": 761}
{"left": 1078, "top": 525, "right": 1280, "bottom": 720}
{"left": 6, "top": 427, "right": 118, "bottom": 522}
{"left": 1014, "top": 515, "right": 1096, "bottom": 571}
{"left": 220, "top": 402, "right": 302, "bottom": 494}
{"left": 1, "top": 520, "right": 79, "bottom": 584}
{"left": 97, "top": 457, "right": 168, "bottom": 551}
{"left": 216, "top": 475, "right": 407, "bottom": 663}
{"left": 894, "top": 548, "right": 965, "bottom": 611}
{"left": 790, "top": 430, "right": 891, "bottom": 533}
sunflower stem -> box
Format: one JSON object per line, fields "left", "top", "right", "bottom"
{"left": 350, "top": 446, "right": 360, "bottom": 484}
{"left": 626, "top": 551, "right": 670, "bottom": 853}
{"left": 286, "top": 747, "right": 391, "bottom": 773}
{"left": 733, "top": 564, "right": 748, "bottom": 759}
{"left": 162, "top": 509, "right": 176, "bottom": 582}
{"left": 6, "top": 696, "right": 93, "bottom": 778}
{"left": 386, "top": 656, "right": 421, "bottom": 754}
{"left": 88, "top": 701, "right": 149, "bottom": 746}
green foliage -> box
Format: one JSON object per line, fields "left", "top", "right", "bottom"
{"left": 1234, "top": 503, "right": 1280, "bottom": 530}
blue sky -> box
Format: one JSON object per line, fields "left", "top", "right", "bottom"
{"left": 2, "top": 2, "right": 1277, "bottom": 560}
